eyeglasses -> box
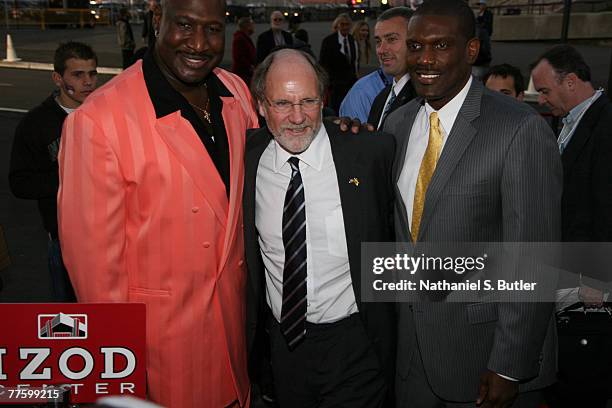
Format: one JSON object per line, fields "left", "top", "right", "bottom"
{"left": 273, "top": 18, "right": 284, "bottom": 22}
{"left": 265, "top": 98, "right": 321, "bottom": 113}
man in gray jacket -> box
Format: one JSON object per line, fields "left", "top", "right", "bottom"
{"left": 383, "top": 0, "right": 561, "bottom": 406}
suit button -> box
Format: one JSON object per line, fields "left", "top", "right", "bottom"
{"left": 192, "top": 207, "right": 199, "bottom": 213}
{"left": 238, "top": 259, "right": 244, "bottom": 266}
{"left": 202, "top": 242, "right": 211, "bottom": 248}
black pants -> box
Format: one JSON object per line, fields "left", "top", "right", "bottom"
{"left": 121, "top": 49, "right": 134, "bottom": 69}
{"left": 268, "top": 314, "right": 386, "bottom": 408}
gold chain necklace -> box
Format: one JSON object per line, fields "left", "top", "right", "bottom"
{"left": 189, "top": 84, "right": 212, "bottom": 124}
{"left": 189, "top": 98, "right": 211, "bottom": 124}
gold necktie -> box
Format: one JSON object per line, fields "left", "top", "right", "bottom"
{"left": 411, "top": 111, "right": 443, "bottom": 241}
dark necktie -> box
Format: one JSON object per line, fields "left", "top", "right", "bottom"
{"left": 280, "top": 157, "right": 307, "bottom": 349}
{"left": 380, "top": 87, "right": 397, "bottom": 127}
{"left": 343, "top": 37, "right": 351, "bottom": 62}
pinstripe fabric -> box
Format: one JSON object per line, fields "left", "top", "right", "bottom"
{"left": 58, "top": 61, "right": 258, "bottom": 408}
{"left": 384, "top": 79, "right": 562, "bottom": 403}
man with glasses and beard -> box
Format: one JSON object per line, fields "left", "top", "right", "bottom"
{"left": 244, "top": 48, "right": 396, "bottom": 408}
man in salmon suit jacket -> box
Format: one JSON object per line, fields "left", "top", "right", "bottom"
{"left": 57, "top": 0, "right": 258, "bottom": 406}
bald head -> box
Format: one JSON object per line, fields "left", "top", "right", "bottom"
{"left": 268, "top": 49, "right": 316, "bottom": 82}
{"left": 252, "top": 49, "right": 328, "bottom": 154}
{"left": 251, "top": 49, "right": 328, "bottom": 104}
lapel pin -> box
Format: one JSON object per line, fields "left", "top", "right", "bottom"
{"left": 349, "top": 178, "right": 360, "bottom": 186}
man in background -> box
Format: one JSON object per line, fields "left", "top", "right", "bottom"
{"left": 531, "top": 44, "right": 612, "bottom": 408}
{"left": 484, "top": 63, "right": 525, "bottom": 100}
{"left": 232, "top": 16, "right": 256, "bottom": 85}
{"left": 368, "top": 7, "right": 416, "bottom": 129}
{"left": 9, "top": 41, "right": 98, "bottom": 302}
{"left": 320, "top": 13, "right": 358, "bottom": 114}
{"left": 116, "top": 7, "right": 135, "bottom": 69}
{"left": 141, "top": 0, "right": 159, "bottom": 48}
{"left": 256, "top": 10, "right": 293, "bottom": 63}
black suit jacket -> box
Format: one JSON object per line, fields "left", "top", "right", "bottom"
{"left": 368, "top": 80, "right": 417, "bottom": 129}
{"left": 319, "top": 32, "right": 358, "bottom": 85}
{"left": 244, "top": 120, "right": 397, "bottom": 392}
{"left": 561, "top": 93, "right": 612, "bottom": 288}
{"left": 256, "top": 29, "right": 294, "bottom": 63}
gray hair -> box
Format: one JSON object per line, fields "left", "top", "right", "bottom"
{"left": 250, "top": 49, "right": 329, "bottom": 104}
{"left": 332, "top": 12, "right": 352, "bottom": 31}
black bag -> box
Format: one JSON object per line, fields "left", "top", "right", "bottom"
{"left": 556, "top": 303, "right": 612, "bottom": 397}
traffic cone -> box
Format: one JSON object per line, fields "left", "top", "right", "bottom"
{"left": 523, "top": 74, "right": 538, "bottom": 102}
{"left": 525, "top": 75, "right": 537, "bottom": 96}
{"left": 4, "top": 34, "right": 21, "bottom": 62}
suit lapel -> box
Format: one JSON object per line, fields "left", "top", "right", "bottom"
{"left": 218, "top": 96, "right": 246, "bottom": 272}
{"left": 327, "top": 123, "right": 365, "bottom": 302}
{"left": 391, "top": 80, "right": 416, "bottom": 112}
{"left": 155, "top": 111, "right": 228, "bottom": 226}
{"left": 368, "top": 85, "right": 390, "bottom": 126}
{"left": 416, "top": 81, "right": 481, "bottom": 240}
{"left": 561, "top": 95, "right": 607, "bottom": 175}
{"left": 391, "top": 101, "right": 421, "bottom": 238}
{"left": 244, "top": 129, "right": 273, "bottom": 298}
{"left": 379, "top": 80, "right": 417, "bottom": 130}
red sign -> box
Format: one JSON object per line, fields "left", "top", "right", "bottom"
{"left": 0, "top": 303, "right": 146, "bottom": 404}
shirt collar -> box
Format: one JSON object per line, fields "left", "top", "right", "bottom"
{"left": 392, "top": 73, "right": 410, "bottom": 95}
{"left": 272, "top": 123, "right": 328, "bottom": 173}
{"left": 337, "top": 32, "right": 348, "bottom": 42}
{"left": 142, "top": 49, "right": 232, "bottom": 119}
{"left": 563, "top": 89, "right": 602, "bottom": 126}
{"left": 425, "top": 76, "right": 473, "bottom": 136}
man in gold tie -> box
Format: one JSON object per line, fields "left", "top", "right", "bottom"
{"left": 382, "top": 0, "right": 563, "bottom": 407}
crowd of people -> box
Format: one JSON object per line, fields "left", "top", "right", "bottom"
{"left": 7, "top": 0, "right": 611, "bottom": 407}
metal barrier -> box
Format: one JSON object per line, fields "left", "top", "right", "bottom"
{"left": 0, "top": 7, "right": 106, "bottom": 29}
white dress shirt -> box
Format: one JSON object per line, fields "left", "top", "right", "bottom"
{"left": 377, "top": 73, "right": 410, "bottom": 129}
{"left": 256, "top": 125, "right": 358, "bottom": 324}
{"left": 398, "top": 76, "right": 473, "bottom": 225}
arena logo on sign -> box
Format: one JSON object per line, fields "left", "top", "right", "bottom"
{"left": 38, "top": 313, "right": 88, "bottom": 340}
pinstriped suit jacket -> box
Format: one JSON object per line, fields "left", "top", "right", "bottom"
{"left": 58, "top": 61, "right": 258, "bottom": 408}
{"left": 384, "top": 79, "right": 562, "bottom": 402}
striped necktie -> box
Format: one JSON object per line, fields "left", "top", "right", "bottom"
{"left": 411, "top": 112, "right": 443, "bottom": 241}
{"left": 380, "top": 87, "right": 397, "bottom": 127}
{"left": 281, "top": 157, "right": 307, "bottom": 349}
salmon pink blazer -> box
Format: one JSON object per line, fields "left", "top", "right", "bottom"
{"left": 58, "top": 60, "right": 258, "bottom": 408}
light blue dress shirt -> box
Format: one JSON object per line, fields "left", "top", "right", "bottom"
{"left": 339, "top": 68, "right": 392, "bottom": 123}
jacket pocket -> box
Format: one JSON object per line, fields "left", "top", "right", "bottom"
{"left": 128, "top": 287, "right": 171, "bottom": 297}
{"left": 466, "top": 302, "right": 498, "bottom": 324}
